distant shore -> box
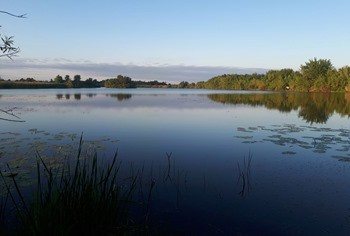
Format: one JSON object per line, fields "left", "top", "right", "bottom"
{"left": 2, "top": 58, "right": 350, "bottom": 92}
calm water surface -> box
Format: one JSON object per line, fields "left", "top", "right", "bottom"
{"left": 1, "top": 88, "right": 350, "bottom": 235}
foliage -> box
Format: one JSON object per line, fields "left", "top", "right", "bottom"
{"left": 104, "top": 75, "right": 136, "bottom": 88}
{"left": 199, "top": 59, "right": 350, "bottom": 92}
{"left": 178, "top": 81, "right": 189, "bottom": 88}
{"left": 0, "top": 75, "right": 172, "bottom": 89}
{"left": 0, "top": 81, "right": 67, "bottom": 89}
{"left": 300, "top": 58, "right": 333, "bottom": 81}
{"left": 0, "top": 75, "right": 101, "bottom": 89}
{"left": 134, "top": 80, "right": 169, "bottom": 88}
{"left": 53, "top": 75, "right": 64, "bottom": 84}
{"left": 0, "top": 33, "right": 19, "bottom": 59}
{"left": 2, "top": 58, "right": 350, "bottom": 92}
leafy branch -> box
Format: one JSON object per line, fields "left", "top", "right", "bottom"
{"left": 0, "top": 33, "right": 20, "bottom": 59}
{"left": 0, "top": 10, "right": 26, "bottom": 59}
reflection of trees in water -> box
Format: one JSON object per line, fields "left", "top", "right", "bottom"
{"left": 56, "top": 93, "right": 82, "bottom": 100}
{"left": 56, "top": 93, "right": 130, "bottom": 101}
{"left": 208, "top": 93, "right": 350, "bottom": 124}
{"left": 56, "top": 93, "right": 83, "bottom": 100}
{"left": 106, "top": 94, "right": 132, "bottom": 101}
{"left": 86, "top": 93, "right": 97, "bottom": 98}
{"left": 74, "top": 94, "right": 81, "bottom": 100}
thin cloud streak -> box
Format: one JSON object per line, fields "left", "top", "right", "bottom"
{"left": 0, "top": 58, "right": 268, "bottom": 82}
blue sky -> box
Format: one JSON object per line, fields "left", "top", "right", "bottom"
{"left": 0, "top": 0, "right": 349, "bottom": 81}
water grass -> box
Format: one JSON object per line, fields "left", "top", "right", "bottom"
{"left": 1, "top": 136, "right": 141, "bottom": 235}
{"left": 237, "top": 152, "right": 253, "bottom": 198}
{"left": 0, "top": 192, "right": 8, "bottom": 234}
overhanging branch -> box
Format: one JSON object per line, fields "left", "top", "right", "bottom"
{"left": 0, "top": 11, "right": 27, "bottom": 18}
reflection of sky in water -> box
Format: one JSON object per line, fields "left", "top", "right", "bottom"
{"left": 1, "top": 88, "right": 350, "bottom": 234}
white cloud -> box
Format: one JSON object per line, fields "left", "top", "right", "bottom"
{"left": 0, "top": 58, "right": 268, "bottom": 82}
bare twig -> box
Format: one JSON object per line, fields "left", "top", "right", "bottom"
{"left": 0, "top": 117, "right": 25, "bottom": 122}
{"left": 0, "top": 108, "right": 25, "bottom": 122}
{"left": 0, "top": 108, "right": 22, "bottom": 119}
{"left": 0, "top": 11, "right": 27, "bottom": 18}
{"left": 0, "top": 49, "right": 20, "bottom": 59}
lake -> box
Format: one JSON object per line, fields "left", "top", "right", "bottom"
{"left": 1, "top": 88, "right": 350, "bottom": 235}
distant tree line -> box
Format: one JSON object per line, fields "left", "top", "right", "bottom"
{"left": 134, "top": 80, "right": 170, "bottom": 88}
{"left": 2, "top": 58, "right": 349, "bottom": 91}
{"left": 194, "top": 59, "right": 350, "bottom": 92}
{"left": 103, "top": 75, "right": 172, "bottom": 88}
{"left": 0, "top": 75, "right": 101, "bottom": 89}
{"left": 52, "top": 75, "right": 101, "bottom": 88}
{"left": 0, "top": 74, "right": 174, "bottom": 89}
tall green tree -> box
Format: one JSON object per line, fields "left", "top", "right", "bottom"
{"left": 104, "top": 75, "right": 136, "bottom": 88}
{"left": 300, "top": 58, "right": 334, "bottom": 91}
{"left": 53, "top": 75, "right": 64, "bottom": 83}
{"left": 73, "top": 75, "right": 81, "bottom": 88}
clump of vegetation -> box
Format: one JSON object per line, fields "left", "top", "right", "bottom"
{"left": 0, "top": 75, "right": 101, "bottom": 89}
{"left": 56, "top": 74, "right": 101, "bottom": 88}
{"left": 0, "top": 137, "right": 140, "bottom": 235}
{"left": 0, "top": 80, "right": 67, "bottom": 89}
{"left": 104, "top": 75, "right": 137, "bottom": 88}
{"left": 199, "top": 58, "right": 350, "bottom": 92}
{"left": 0, "top": 74, "right": 175, "bottom": 89}
{"left": 134, "top": 80, "right": 170, "bottom": 88}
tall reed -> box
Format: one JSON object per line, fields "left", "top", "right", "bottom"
{"left": 2, "top": 136, "right": 140, "bottom": 235}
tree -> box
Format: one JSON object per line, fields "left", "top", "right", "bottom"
{"left": 338, "top": 66, "right": 350, "bottom": 92}
{"left": 73, "top": 75, "right": 81, "bottom": 87}
{"left": 64, "top": 75, "right": 73, "bottom": 88}
{"left": 300, "top": 58, "right": 334, "bottom": 91}
{"left": 54, "top": 75, "right": 64, "bottom": 83}
{"left": 104, "top": 75, "right": 136, "bottom": 88}
{"left": 73, "top": 75, "right": 81, "bottom": 82}
{"left": 64, "top": 75, "right": 71, "bottom": 82}
{"left": 197, "top": 59, "right": 350, "bottom": 92}
{"left": 178, "top": 81, "right": 189, "bottom": 88}
{"left": 301, "top": 58, "right": 334, "bottom": 80}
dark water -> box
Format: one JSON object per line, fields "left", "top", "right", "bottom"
{"left": 1, "top": 88, "right": 350, "bottom": 235}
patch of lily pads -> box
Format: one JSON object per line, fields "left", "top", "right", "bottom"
{"left": 235, "top": 124, "right": 350, "bottom": 158}
{"left": 0, "top": 128, "right": 121, "bottom": 190}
